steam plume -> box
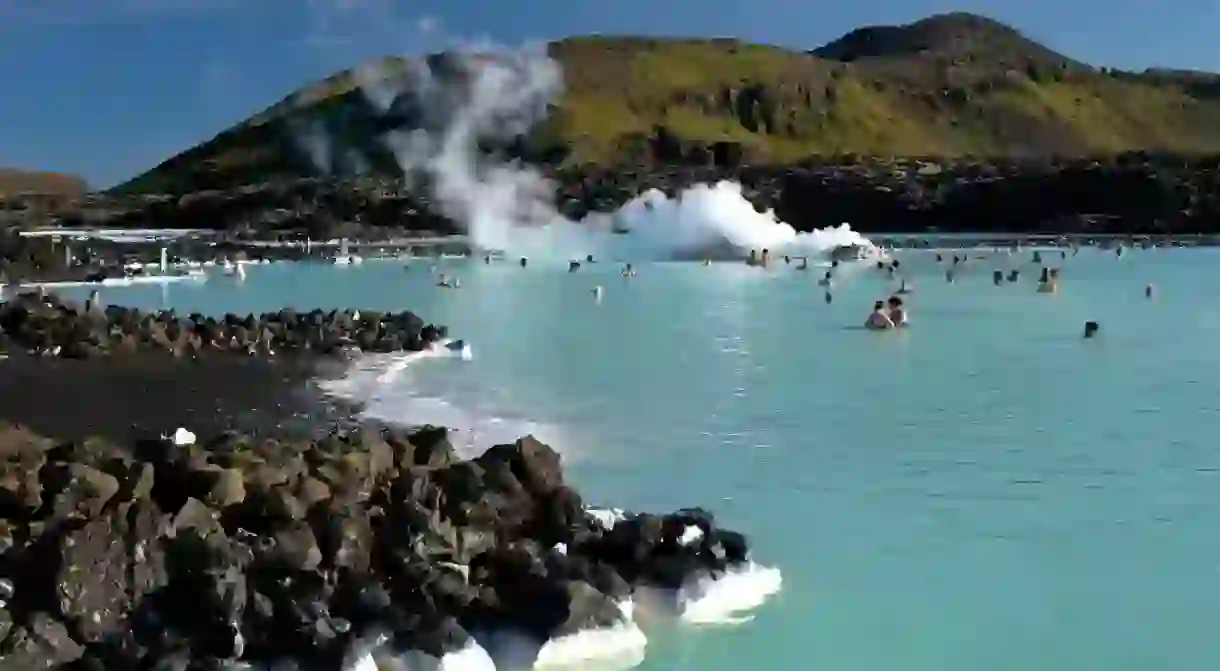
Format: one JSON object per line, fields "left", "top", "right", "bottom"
{"left": 293, "top": 44, "right": 874, "bottom": 260}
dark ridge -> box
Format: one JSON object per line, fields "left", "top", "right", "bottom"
{"left": 810, "top": 12, "right": 1078, "bottom": 67}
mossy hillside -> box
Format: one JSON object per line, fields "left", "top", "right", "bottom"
{"left": 114, "top": 13, "right": 1220, "bottom": 194}
{"left": 550, "top": 35, "right": 1220, "bottom": 161}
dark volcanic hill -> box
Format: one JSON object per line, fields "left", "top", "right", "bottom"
{"left": 113, "top": 12, "right": 1220, "bottom": 195}
{"left": 810, "top": 12, "right": 1080, "bottom": 66}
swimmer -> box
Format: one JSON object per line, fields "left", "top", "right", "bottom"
{"left": 703, "top": 259, "right": 711, "bottom": 266}
{"left": 824, "top": 291, "right": 833, "bottom": 304}
{"left": 818, "top": 271, "right": 832, "bottom": 287}
{"left": 1145, "top": 283, "right": 1155, "bottom": 299}
{"left": 520, "top": 257, "right": 528, "bottom": 268}
{"left": 1083, "top": 321, "right": 1099, "bottom": 338}
{"left": 993, "top": 269, "right": 1003, "bottom": 286}
{"left": 887, "top": 296, "right": 908, "bottom": 326}
{"left": 797, "top": 257, "right": 808, "bottom": 270}
{"left": 569, "top": 261, "right": 580, "bottom": 273}
{"left": 621, "top": 263, "right": 636, "bottom": 278}
{"left": 865, "top": 301, "right": 894, "bottom": 330}
{"left": 484, "top": 254, "right": 492, "bottom": 264}
{"left": 586, "top": 254, "right": 595, "bottom": 263}
{"left": 945, "top": 269, "right": 955, "bottom": 283}
{"left": 592, "top": 285, "right": 603, "bottom": 303}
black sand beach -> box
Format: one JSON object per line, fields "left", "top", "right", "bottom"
{"left": 0, "top": 354, "right": 358, "bottom": 445}
{"left": 0, "top": 290, "right": 452, "bottom": 444}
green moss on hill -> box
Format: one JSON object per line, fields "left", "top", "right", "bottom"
{"left": 114, "top": 13, "right": 1220, "bottom": 194}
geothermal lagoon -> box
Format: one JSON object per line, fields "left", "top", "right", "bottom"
{"left": 55, "top": 239, "right": 1220, "bottom": 671}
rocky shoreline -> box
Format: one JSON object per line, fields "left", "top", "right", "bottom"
{"left": 0, "top": 292, "right": 772, "bottom": 669}
{"left": 8, "top": 154, "right": 1220, "bottom": 243}
{"left": 548, "top": 154, "right": 1220, "bottom": 234}
{"left": 0, "top": 291, "right": 448, "bottom": 360}
{"left": 0, "top": 400, "right": 760, "bottom": 670}
{"left": 0, "top": 419, "right": 759, "bottom": 669}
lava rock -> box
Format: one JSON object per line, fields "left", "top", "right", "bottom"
{"left": 0, "top": 423, "right": 762, "bottom": 669}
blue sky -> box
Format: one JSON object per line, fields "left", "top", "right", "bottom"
{"left": 1, "top": 0, "right": 1217, "bottom": 189}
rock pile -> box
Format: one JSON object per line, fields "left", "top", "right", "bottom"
{"left": 0, "top": 424, "right": 755, "bottom": 669}
{"left": 0, "top": 292, "right": 447, "bottom": 358}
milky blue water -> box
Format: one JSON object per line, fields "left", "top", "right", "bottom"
{"left": 61, "top": 247, "right": 1220, "bottom": 671}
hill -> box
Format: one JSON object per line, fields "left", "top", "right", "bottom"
{"left": 0, "top": 169, "right": 88, "bottom": 198}
{"left": 114, "top": 12, "right": 1220, "bottom": 194}
{"left": 809, "top": 12, "right": 1079, "bottom": 66}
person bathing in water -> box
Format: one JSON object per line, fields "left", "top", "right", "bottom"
{"left": 887, "top": 296, "right": 908, "bottom": 326}
{"left": 865, "top": 301, "right": 895, "bottom": 330}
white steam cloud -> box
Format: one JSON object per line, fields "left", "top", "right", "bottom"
{"left": 356, "top": 46, "right": 563, "bottom": 253}
{"left": 297, "top": 43, "right": 874, "bottom": 261}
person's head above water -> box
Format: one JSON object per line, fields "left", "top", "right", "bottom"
{"left": 887, "top": 296, "right": 904, "bottom": 308}
{"left": 873, "top": 300, "right": 885, "bottom": 311}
